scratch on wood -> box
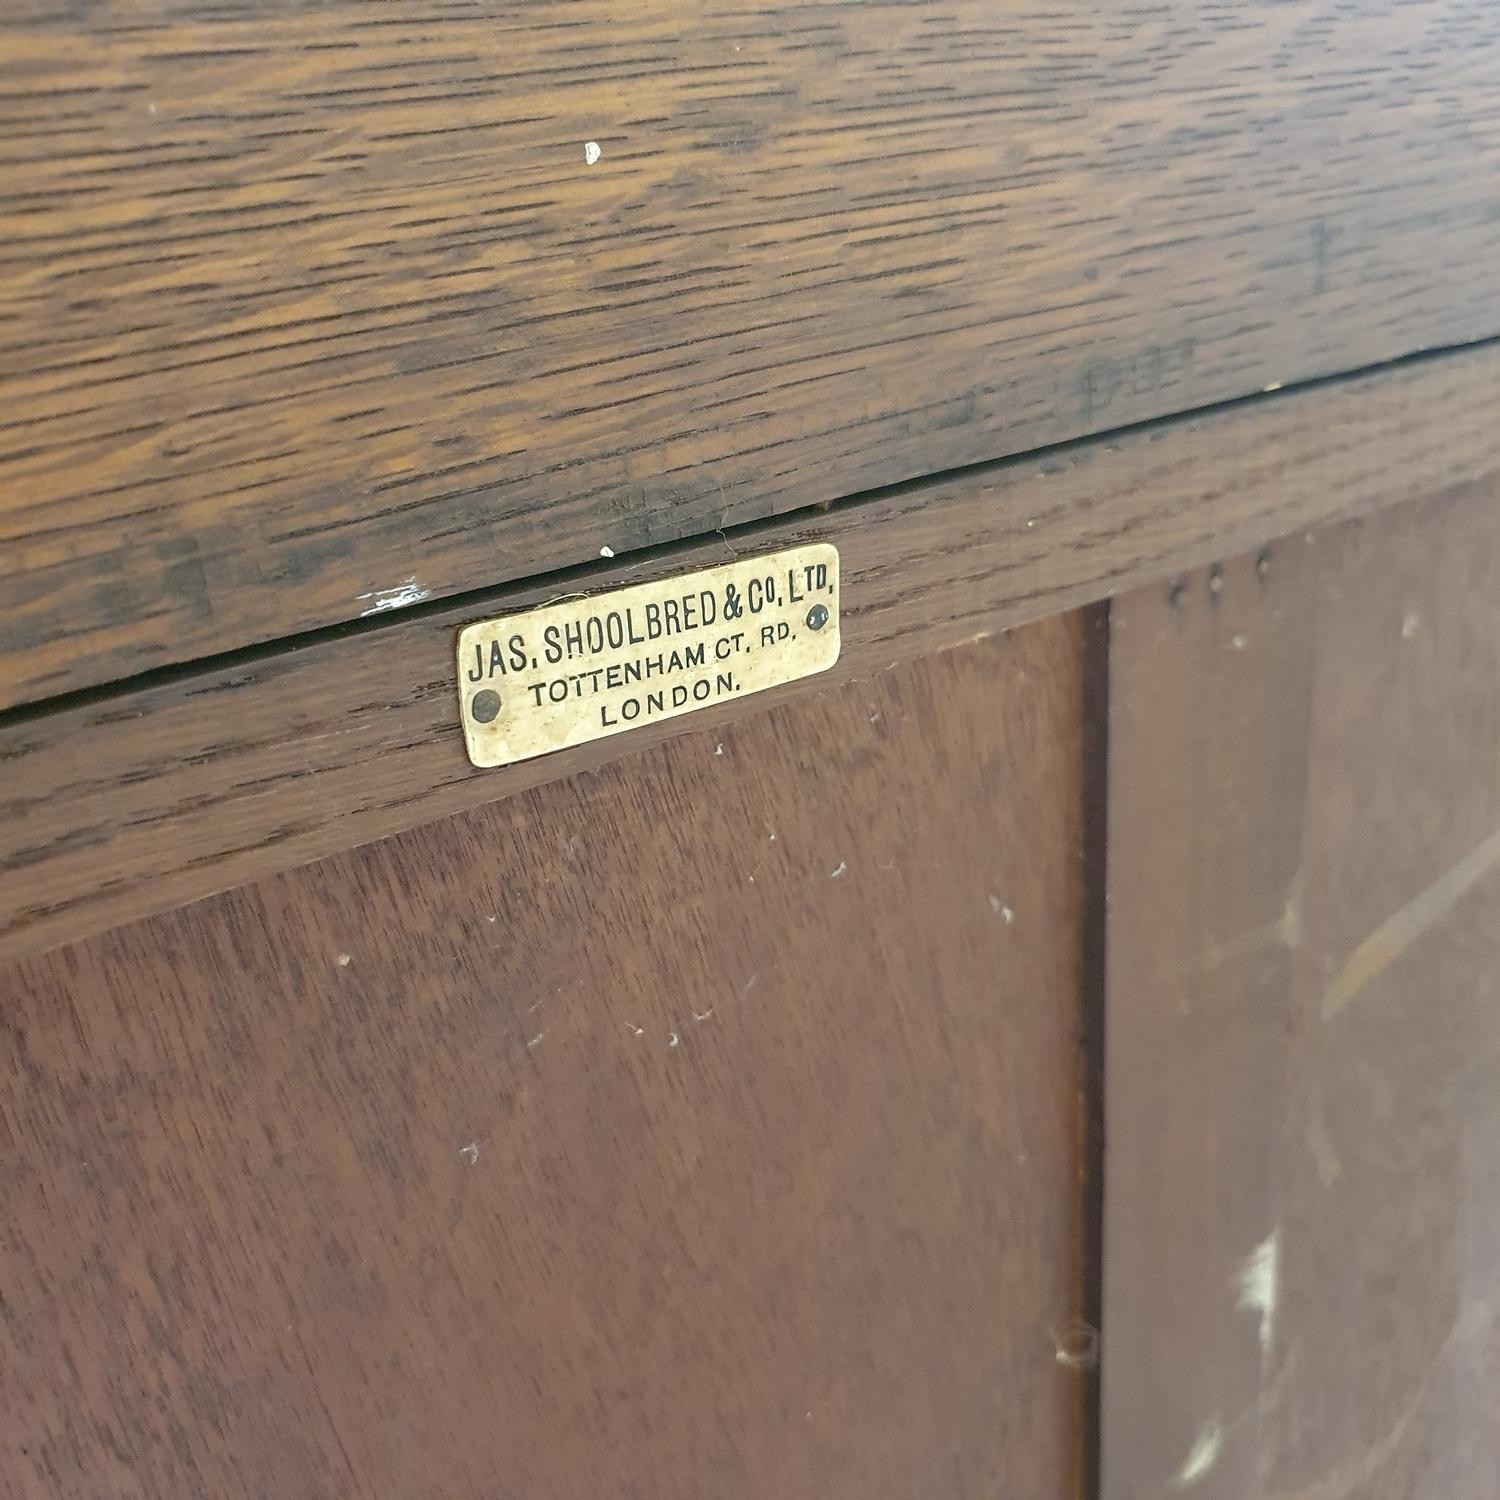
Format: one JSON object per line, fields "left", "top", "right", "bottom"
{"left": 1234, "top": 1229, "right": 1279, "bottom": 1354}
{"left": 1268, "top": 1305, "right": 1485, "bottom": 1500}
{"left": 1170, "top": 1418, "right": 1223, "bottom": 1489}
{"left": 1323, "top": 823, "right": 1500, "bottom": 1020}
{"left": 357, "top": 577, "right": 429, "bottom": 616}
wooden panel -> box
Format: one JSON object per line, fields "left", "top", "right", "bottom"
{"left": 1101, "top": 539, "right": 1320, "bottom": 1498}
{"left": 0, "top": 626, "right": 1096, "bottom": 1498}
{"left": 4, "top": 0, "right": 1500, "bottom": 707}
{"left": 1102, "top": 485, "right": 1500, "bottom": 1495}
{"left": 6, "top": 341, "right": 1500, "bottom": 962}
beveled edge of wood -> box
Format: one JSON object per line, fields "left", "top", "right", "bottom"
{"left": 4, "top": 342, "right": 1499, "bottom": 961}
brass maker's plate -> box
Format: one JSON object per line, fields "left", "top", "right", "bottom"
{"left": 457, "top": 544, "right": 841, "bottom": 768}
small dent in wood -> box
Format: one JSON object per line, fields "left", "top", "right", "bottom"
{"left": 1052, "top": 1318, "right": 1099, "bottom": 1370}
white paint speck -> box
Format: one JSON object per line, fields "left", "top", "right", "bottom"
{"left": 336, "top": 953, "right": 351, "bottom": 967}
{"left": 526, "top": 1031, "right": 546, "bottom": 1050}
{"left": 714, "top": 743, "right": 725, "bottom": 756}
{"left": 1402, "top": 612, "right": 1422, "bottom": 640}
{"left": 458, "top": 1142, "right": 479, "bottom": 1166}
{"left": 667, "top": 1032, "right": 680, "bottom": 1048}
{"left": 1262, "top": 380, "right": 1284, "bottom": 392}
{"left": 625, "top": 1021, "right": 645, "bottom": 1037}
{"left": 830, "top": 861, "right": 847, "bottom": 879}
{"left": 584, "top": 141, "right": 602, "bottom": 165}
{"left": 1235, "top": 1229, "right": 1280, "bottom": 1353}
{"left": 1171, "top": 1418, "right": 1223, "bottom": 1489}
{"left": 599, "top": 544, "right": 615, "bottom": 558}
{"left": 988, "top": 895, "right": 1015, "bottom": 923}
{"left": 1230, "top": 633, "right": 1248, "bottom": 651}
{"left": 357, "top": 577, "right": 428, "bottom": 616}
{"left": 692, "top": 1008, "right": 715, "bottom": 1022}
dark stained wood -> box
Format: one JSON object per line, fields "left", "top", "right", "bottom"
{"left": 4, "top": 0, "right": 1500, "bottom": 707}
{"left": 0, "top": 626, "right": 1096, "bottom": 1499}
{"left": 6, "top": 341, "right": 1500, "bottom": 962}
{"left": 1100, "top": 539, "right": 1321, "bottom": 1498}
{"left": 1101, "top": 485, "right": 1500, "bottom": 1496}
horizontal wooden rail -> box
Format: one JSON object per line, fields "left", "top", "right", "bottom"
{"left": 4, "top": 0, "right": 1500, "bottom": 706}
{"left": 3, "top": 341, "right": 1499, "bottom": 959}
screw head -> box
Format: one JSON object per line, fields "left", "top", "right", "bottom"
{"left": 471, "top": 688, "right": 503, "bottom": 723}
{"left": 806, "top": 604, "right": 829, "bottom": 632}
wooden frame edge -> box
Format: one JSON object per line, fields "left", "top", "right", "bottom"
{"left": 4, "top": 342, "right": 1499, "bottom": 959}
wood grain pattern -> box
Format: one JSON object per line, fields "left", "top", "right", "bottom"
{"left": 1101, "top": 484, "right": 1500, "bottom": 1496}
{"left": 0, "top": 628, "right": 1095, "bottom": 1499}
{"left": 5, "top": 341, "right": 1499, "bottom": 962}
{"left": 4, "top": 0, "right": 1500, "bottom": 707}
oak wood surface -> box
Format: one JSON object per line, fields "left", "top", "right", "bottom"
{"left": 4, "top": 0, "right": 1500, "bottom": 707}
{"left": 4, "top": 341, "right": 1498, "bottom": 963}
{"left": 1101, "top": 484, "right": 1500, "bottom": 1496}
{"left": 0, "top": 627, "right": 1096, "bottom": 1499}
